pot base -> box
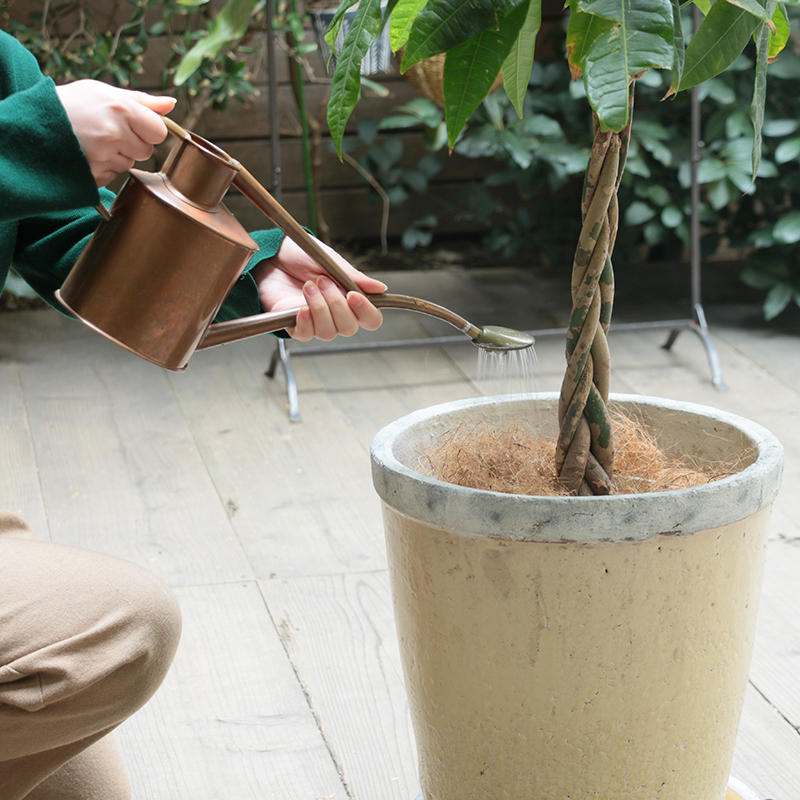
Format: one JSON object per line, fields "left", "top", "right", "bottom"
{"left": 412, "top": 776, "right": 762, "bottom": 800}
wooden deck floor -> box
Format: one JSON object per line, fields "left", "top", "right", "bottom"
{"left": 2, "top": 266, "right": 799, "bottom": 800}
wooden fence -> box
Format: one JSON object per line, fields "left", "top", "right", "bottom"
{"left": 6, "top": 0, "right": 566, "bottom": 244}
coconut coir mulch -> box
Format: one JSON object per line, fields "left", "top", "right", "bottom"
{"left": 418, "top": 410, "right": 741, "bottom": 496}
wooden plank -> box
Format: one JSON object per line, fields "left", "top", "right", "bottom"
{"left": 713, "top": 314, "right": 800, "bottom": 395}
{"left": 0, "top": 358, "right": 49, "bottom": 535}
{"left": 196, "top": 79, "right": 421, "bottom": 141}
{"left": 118, "top": 581, "right": 348, "bottom": 800}
{"left": 166, "top": 337, "right": 389, "bottom": 578}
{"left": 7, "top": 309, "right": 254, "bottom": 586}
{"left": 733, "top": 683, "right": 800, "bottom": 800}
{"left": 261, "top": 571, "right": 420, "bottom": 800}
{"left": 748, "top": 538, "right": 800, "bottom": 733}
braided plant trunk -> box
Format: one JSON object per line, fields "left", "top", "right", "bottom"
{"left": 556, "top": 108, "right": 632, "bottom": 496}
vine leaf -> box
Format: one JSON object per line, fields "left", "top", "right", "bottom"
{"left": 767, "top": 2, "right": 790, "bottom": 58}
{"left": 443, "top": 0, "right": 528, "bottom": 145}
{"left": 323, "top": 0, "right": 359, "bottom": 56}
{"left": 727, "top": 0, "right": 776, "bottom": 29}
{"left": 570, "top": 0, "right": 674, "bottom": 131}
{"left": 750, "top": 0, "right": 776, "bottom": 180}
{"left": 327, "top": 0, "right": 384, "bottom": 158}
{"left": 390, "top": 0, "right": 430, "bottom": 49}
{"left": 503, "top": 0, "right": 542, "bottom": 116}
{"left": 678, "top": 0, "right": 761, "bottom": 91}
{"left": 400, "top": 0, "right": 496, "bottom": 70}
{"left": 174, "top": 0, "right": 253, "bottom": 85}
{"left": 667, "top": 0, "right": 685, "bottom": 94}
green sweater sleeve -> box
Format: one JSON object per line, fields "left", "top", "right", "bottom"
{"left": 0, "top": 50, "right": 100, "bottom": 220}
{"left": 1, "top": 30, "right": 285, "bottom": 324}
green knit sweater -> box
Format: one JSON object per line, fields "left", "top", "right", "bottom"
{"left": 0, "top": 30, "right": 284, "bottom": 323}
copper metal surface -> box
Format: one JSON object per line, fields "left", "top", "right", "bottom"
{"left": 57, "top": 126, "right": 257, "bottom": 370}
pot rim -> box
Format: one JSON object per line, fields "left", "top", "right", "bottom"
{"left": 370, "top": 393, "right": 784, "bottom": 542}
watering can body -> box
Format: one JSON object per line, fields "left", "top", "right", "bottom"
{"left": 56, "top": 131, "right": 258, "bottom": 371}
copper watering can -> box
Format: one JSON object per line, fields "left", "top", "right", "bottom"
{"left": 56, "top": 118, "right": 532, "bottom": 371}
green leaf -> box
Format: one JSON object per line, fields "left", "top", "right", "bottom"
{"left": 582, "top": 27, "right": 632, "bottom": 130}
{"left": 573, "top": 0, "right": 675, "bottom": 130}
{"left": 726, "top": 0, "right": 775, "bottom": 28}
{"left": 503, "top": 0, "right": 542, "bottom": 116}
{"left": 763, "top": 118, "right": 799, "bottom": 136}
{"left": 773, "top": 210, "right": 800, "bottom": 243}
{"left": 661, "top": 205, "right": 683, "bottom": 227}
{"left": 323, "top": 0, "right": 359, "bottom": 54}
{"left": 764, "top": 282, "right": 792, "bottom": 318}
{"left": 327, "top": 0, "right": 385, "bottom": 157}
{"left": 767, "top": 4, "right": 790, "bottom": 58}
{"left": 667, "top": 0, "right": 685, "bottom": 93}
{"left": 401, "top": 0, "right": 496, "bottom": 70}
{"left": 741, "top": 266, "right": 778, "bottom": 288}
{"left": 404, "top": 169, "right": 429, "bottom": 191}
{"left": 728, "top": 167, "right": 756, "bottom": 192}
{"left": 174, "top": 0, "right": 254, "bottom": 85}
{"left": 774, "top": 136, "right": 800, "bottom": 163}
{"left": 379, "top": 113, "right": 429, "bottom": 129}
{"left": 390, "top": 0, "right": 430, "bottom": 50}
{"left": 566, "top": 8, "right": 613, "bottom": 78}
{"left": 443, "top": 2, "right": 527, "bottom": 145}
{"left": 707, "top": 178, "right": 732, "bottom": 209}
{"left": 704, "top": 76, "right": 737, "bottom": 103}
{"left": 725, "top": 108, "right": 752, "bottom": 138}
{"left": 697, "top": 156, "right": 730, "bottom": 183}
{"left": 679, "top": 0, "right": 761, "bottom": 91}
{"left": 625, "top": 200, "right": 656, "bottom": 224}
{"left": 500, "top": 129, "right": 535, "bottom": 167}
{"left": 750, "top": 4, "right": 775, "bottom": 181}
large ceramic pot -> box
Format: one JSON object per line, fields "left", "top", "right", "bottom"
{"left": 371, "top": 393, "right": 783, "bottom": 800}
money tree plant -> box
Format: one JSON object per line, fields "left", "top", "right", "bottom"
{"left": 324, "top": 0, "right": 789, "bottom": 495}
{"left": 178, "top": 0, "right": 789, "bottom": 494}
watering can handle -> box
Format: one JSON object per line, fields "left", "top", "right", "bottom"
{"left": 161, "top": 116, "right": 363, "bottom": 296}
{"left": 197, "top": 293, "right": 479, "bottom": 351}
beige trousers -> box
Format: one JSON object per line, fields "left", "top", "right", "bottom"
{"left": 0, "top": 512, "right": 182, "bottom": 799}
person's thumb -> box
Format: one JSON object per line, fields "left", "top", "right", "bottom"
{"left": 133, "top": 92, "right": 177, "bottom": 114}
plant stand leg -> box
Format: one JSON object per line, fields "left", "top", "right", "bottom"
{"left": 661, "top": 79, "right": 726, "bottom": 392}
{"left": 663, "top": 303, "right": 726, "bottom": 391}
{"left": 265, "top": 338, "right": 302, "bottom": 422}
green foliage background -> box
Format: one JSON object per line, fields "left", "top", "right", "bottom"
{"left": 345, "top": 15, "right": 800, "bottom": 322}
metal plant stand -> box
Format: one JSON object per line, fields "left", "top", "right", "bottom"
{"left": 263, "top": 33, "right": 724, "bottom": 422}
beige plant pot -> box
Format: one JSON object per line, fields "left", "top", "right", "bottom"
{"left": 371, "top": 393, "right": 783, "bottom": 800}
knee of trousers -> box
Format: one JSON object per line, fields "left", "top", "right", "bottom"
{"left": 101, "top": 566, "right": 183, "bottom": 717}
{"left": 0, "top": 562, "right": 182, "bottom": 725}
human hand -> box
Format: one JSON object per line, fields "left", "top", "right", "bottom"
{"left": 55, "top": 79, "right": 177, "bottom": 187}
{"left": 251, "top": 236, "right": 386, "bottom": 341}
